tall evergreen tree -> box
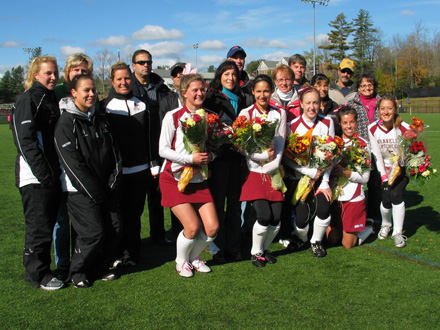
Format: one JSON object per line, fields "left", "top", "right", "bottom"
{"left": 319, "top": 13, "right": 354, "bottom": 62}
{"left": 0, "top": 71, "right": 13, "bottom": 103}
{"left": 351, "top": 9, "right": 378, "bottom": 72}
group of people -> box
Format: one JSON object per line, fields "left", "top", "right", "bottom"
{"left": 11, "top": 45, "right": 410, "bottom": 289}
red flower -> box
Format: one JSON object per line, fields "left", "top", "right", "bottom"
{"left": 193, "top": 114, "right": 202, "bottom": 122}
{"left": 410, "top": 169, "right": 416, "bottom": 175}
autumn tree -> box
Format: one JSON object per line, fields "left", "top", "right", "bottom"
{"left": 319, "top": 13, "right": 354, "bottom": 62}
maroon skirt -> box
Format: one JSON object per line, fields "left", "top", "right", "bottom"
{"left": 159, "top": 169, "right": 213, "bottom": 208}
{"left": 240, "top": 171, "right": 284, "bottom": 202}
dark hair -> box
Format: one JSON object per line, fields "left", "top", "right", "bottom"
{"left": 288, "top": 54, "right": 306, "bottom": 67}
{"left": 132, "top": 49, "right": 152, "bottom": 63}
{"left": 209, "top": 60, "right": 240, "bottom": 94}
{"left": 253, "top": 74, "right": 274, "bottom": 91}
{"left": 311, "top": 73, "right": 329, "bottom": 86}
{"left": 71, "top": 74, "right": 94, "bottom": 90}
{"left": 337, "top": 106, "right": 358, "bottom": 122}
{"left": 356, "top": 72, "right": 377, "bottom": 91}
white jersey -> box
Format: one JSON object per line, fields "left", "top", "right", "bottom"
{"left": 368, "top": 121, "right": 410, "bottom": 179}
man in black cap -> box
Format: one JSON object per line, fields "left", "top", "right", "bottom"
{"left": 159, "top": 62, "right": 185, "bottom": 123}
{"left": 227, "top": 46, "right": 254, "bottom": 107}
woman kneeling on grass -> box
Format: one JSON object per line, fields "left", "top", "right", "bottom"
{"left": 55, "top": 75, "right": 122, "bottom": 288}
{"left": 326, "top": 107, "right": 374, "bottom": 249}
{"left": 159, "top": 74, "right": 219, "bottom": 278}
{"left": 368, "top": 95, "right": 410, "bottom": 248}
{"left": 238, "top": 74, "right": 286, "bottom": 267}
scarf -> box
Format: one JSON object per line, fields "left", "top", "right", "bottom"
{"left": 359, "top": 93, "right": 377, "bottom": 124}
{"left": 222, "top": 87, "right": 239, "bottom": 115}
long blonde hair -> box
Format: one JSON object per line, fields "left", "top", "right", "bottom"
{"left": 25, "top": 55, "right": 58, "bottom": 90}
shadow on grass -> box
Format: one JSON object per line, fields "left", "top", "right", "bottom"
{"left": 404, "top": 190, "right": 440, "bottom": 237}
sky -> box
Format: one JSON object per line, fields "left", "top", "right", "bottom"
{"left": 1, "top": 0, "right": 440, "bottom": 76}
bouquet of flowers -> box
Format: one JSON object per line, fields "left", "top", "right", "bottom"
{"left": 206, "top": 112, "right": 233, "bottom": 152}
{"left": 292, "top": 135, "right": 344, "bottom": 205}
{"left": 284, "top": 132, "right": 312, "bottom": 166}
{"left": 178, "top": 109, "right": 208, "bottom": 192}
{"left": 395, "top": 117, "right": 437, "bottom": 185}
{"left": 232, "top": 114, "right": 286, "bottom": 193}
{"left": 330, "top": 134, "right": 371, "bottom": 203}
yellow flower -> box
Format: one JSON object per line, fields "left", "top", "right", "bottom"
{"left": 186, "top": 118, "right": 196, "bottom": 127}
{"left": 253, "top": 123, "right": 262, "bottom": 132}
{"left": 195, "top": 109, "right": 205, "bottom": 116}
{"left": 329, "top": 142, "right": 336, "bottom": 149}
{"left": 421, "top": 170, "right": 431, "bottom": 177}
{"left": 260, "top": 113, "right": 268, "bottom": 120}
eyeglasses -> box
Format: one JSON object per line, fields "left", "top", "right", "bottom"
{"left": 359, "top": 84, "right": 374, "bottom": 89}
{"left": 276, "top": 78, "right": 292, "bottom": 83}
{"left": 135, "top": 60, "right": 152, "bottom": 66}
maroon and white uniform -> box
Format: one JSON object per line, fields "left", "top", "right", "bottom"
{"left": 238, "top": 104, "right": 286, "bottom": 201}
{"left": 286, "top": 114, "right": 335, "bottom": 189}
{"left": 158, "top": 105, "right": 212, "bottom": 207}
{"left": 367, "top": 121, "right": 410, "bottom": 180}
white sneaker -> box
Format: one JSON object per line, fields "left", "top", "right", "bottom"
{"left": 392, "top": 234, "right": 407, "bottom": 248}
{"left": 191, "top": 258, "right": 211, "bottom": 273}
{"left": 176, "top": 261, "right": 193, "bottom": 278}
{"left": 378, "top": 226, "right": 391, "bottom": 240}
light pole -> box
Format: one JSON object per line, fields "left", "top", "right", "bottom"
{"left": 301, "top": 0, "right": 329, "bottom": 76}
{"left": 193, "top": 43, "right": 199, "bottom": 69}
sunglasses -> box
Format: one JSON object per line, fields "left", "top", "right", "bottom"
{"left": 135, "top": 60, "right": 152, "bottom": 66}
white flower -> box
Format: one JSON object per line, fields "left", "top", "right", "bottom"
{"left": 195, "top": 109, "right": 205, "bottom": 116}
{"left": 253, "top": 123, "right": 262, "bottom": 132}
{"left": 421, "top": 170, "right": 431, "bottom": 177}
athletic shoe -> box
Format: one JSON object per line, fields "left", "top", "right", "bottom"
{"left": 72, "top": 279, "right": 91, "bottom": 288}
{"left": 392, "top": 234, "right": 407, "bottom": 248}
{"left": 251, "top": 253, "right": 266, "bottom": 267}
{"left": 378, "top": 226, "right": 391, "bottom": 240}
{"left": 101, "top": 272, "right": 119, "bottom": 281}
{"left": 123, "top": 260, "right": 137, "bottom": 267}
{"left": 112, "top": 259, "right": 123, "bottom": 268}
{"left": 287, "top": 236, "right": 309, "bottom": 252}
{"left": 40, "top": 276, "right": 64, "bottom": 291}
{"left": 310, "top": 241, "right": 327, "bottom": 258}
{"left": 191, "top": 258, "right": 212, "bottom": 273}
{"left": 264, "top": 250, "right": 277, "bottom": 264}
{"left": 176, "top": 261, "right": 194, "bottom": 278}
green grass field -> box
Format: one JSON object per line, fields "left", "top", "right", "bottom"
{"left": 1, "top": 114, "right": 439, "bottom": 329}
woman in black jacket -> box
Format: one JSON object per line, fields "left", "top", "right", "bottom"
{"left": 11, "top": 55, "right": 64, "bottom": 290}
{"left": 55, "top": 75, "right": 122, "bottom": 288}
{"left": 203, "top": 60, "right": 247, "bottom": 262}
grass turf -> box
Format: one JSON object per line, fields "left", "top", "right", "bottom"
{"left": 0, "top": 115, "right": 439, "bottom": 329}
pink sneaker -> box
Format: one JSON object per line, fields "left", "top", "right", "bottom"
{"left": 191, "top": 258, "right": 211, "bottom": 273}
{"left": 176, "top": 261, "right": 193, "bottom": 278}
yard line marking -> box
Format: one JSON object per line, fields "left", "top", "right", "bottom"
{"left": 363, "top": 243, "right": 440, "bottom": 269}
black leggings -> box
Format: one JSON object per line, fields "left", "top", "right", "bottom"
{"left": 382, "top": 175, "right": 408, "bottom": 208}
{"left": 253, "top": 199, "right": 283, "bottom": 227}
{"left": 294, "top": 193, "right": 330, "bottom": 229}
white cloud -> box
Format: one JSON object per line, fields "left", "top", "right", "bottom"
{"left": 304, "top": 34, "right": 329, "bottom": 44}
{"left": 262, "top": 51, "right": 291, "bottom": 61}
{"left": 132, "top": 25, "right": 185, "bottom": 41}
{"left": 136, "top": 41, "right": 186, "bottom": 58}
{"left": 199, "top": 54, "right": 225, "bottom": 65}
{"left": 243, "top": 37, "right": 289, "bottom": 49}
{"left": 88, "top": 35, "right": 131, "bottom": 47}
{"left": 0, "top": 40, "right": 24, "bottom": 48}
{"left": 60, "top": 46, "right": 86, "bottom": 58}
{"left": 401, "top": 10, "right": 415, "bottom": 16}
{"left": 199, "top": 40, "right": 227, "bottom": 50}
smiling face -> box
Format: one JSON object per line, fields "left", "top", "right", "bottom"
{"left": 68, "top": 61, "right": 89, "bottom": 82}
{"left": 358, "top": 78, "right": 375, "bottom": 97}
{"left": 275, "top": 71, "right": 293, "bottom": 94}
{"left": 228, "top": 52, "right": 245, "bottom": 72}
{"left": 252, "top": 80, "right": 273, "bottom": 110}
{"left": 340, "top": 113, "right": 358, "bottom": 139}
{"left": 221, "top": 68, "right": 237, "bottom": 91}
{"left": 72, "top": 77, "right": 96, "bottom": 113}
{"left": 300, "top": 90, "right": 320, "bottom": 121}
{"left": 379, "top": 99, "right": 396, "bottom": 127}
{"left": 338, "top": 69, "right": 353, "bottom": 85}
{"left": 111, "top": 68, "right": 132, "bottom": 95}
{"left": 34, "top": 61, "right": 59, "bottom": 90}
{"left": 182, "top": 80, "right": 206, "bottom": 110}
{"left": 313, "top": 80, "right": 329, "bottom": 99}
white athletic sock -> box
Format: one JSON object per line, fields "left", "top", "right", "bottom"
{"left": 358, "top": 226, "right": 373, "bottom": 245}
{"left": 263, "top": 224, "right": 281, "bottom": 251}
{"left": 175, "top": 230, "right": 196, "bottom": 264}
{"left": 251, "top": 221, "right": 268, "bottom": 255}
{"left": 380, "top": 203, "right": 393, "bottom": 228}
{"left": 310, "top": 215, "right": 331, "bottom": 244}
{"left": 189, "top": 231, "right": 215, "bottom": 262}
{"left": 295, "top": 224, "right": 309, "bottom": 243}
{"left": 392, "top": 202, "right": 406, "bottom": 236}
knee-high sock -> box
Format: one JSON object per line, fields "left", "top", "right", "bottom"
{"left": 189, "top": 231, "right": 215, "bottom": 262}
{"left": 380, "top": 203, "right": 393, "bottom": 228}
{"left": 392, "top": 202, "right": 405, "bottom": 236}
{"left": 263, "top": 224, "right": 280, "bottom": 251}
{"left": 175, "top": 231, "right": 196, "bottom": 264}
{"left": 295, "top": 224, "right": 309, "bottom": 243}
{"left": 311, "top": 215, "right": 331, "bottom": 244}
{"left": 358, "top": 226, "right": 373, "bottom": 245}
{"left": 251, "top": 221, "right": 268, "bottom": 255}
